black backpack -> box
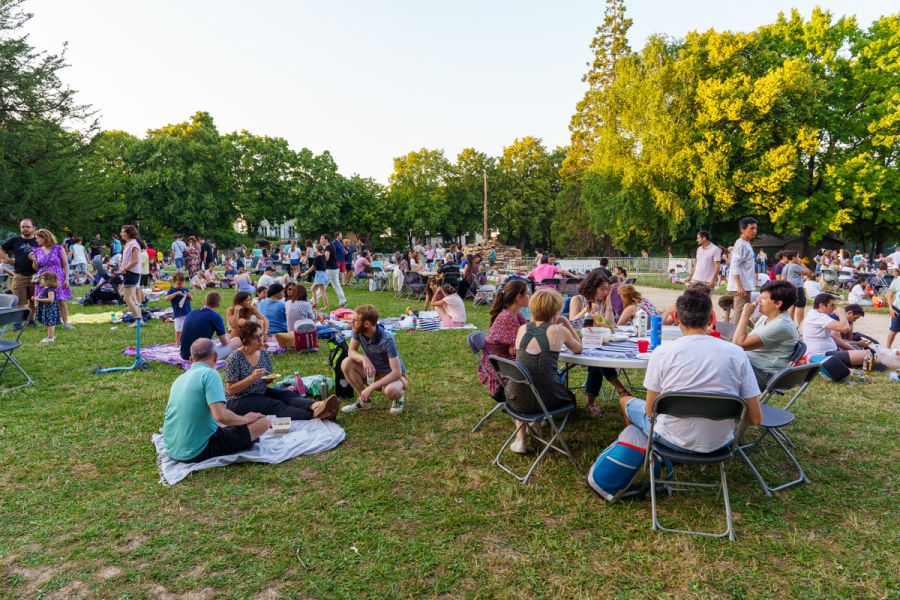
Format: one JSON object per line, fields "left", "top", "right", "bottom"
{"left": 323, "top": 333, "right": 354, "bottom": 399}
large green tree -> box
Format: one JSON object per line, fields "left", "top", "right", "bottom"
{"left": 388, "top": 148, "right": 452, "bottom": 248}
{"left": 445, "top": 148, "right": 496, "bottom": 243}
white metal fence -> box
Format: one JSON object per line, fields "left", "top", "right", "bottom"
{"left": 497, "top": 257, "right": 697, "bottom": 284}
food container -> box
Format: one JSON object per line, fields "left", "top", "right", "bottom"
{"left": 272, "top": 417, "right": 291, "bottom": 434}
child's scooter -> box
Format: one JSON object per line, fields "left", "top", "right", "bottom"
{"left": 93, "top": 316, "right": 151, "bottom": 374}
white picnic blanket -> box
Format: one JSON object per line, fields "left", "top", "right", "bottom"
{"left": 152, "top": 419, "right": 346, "bottom": 485}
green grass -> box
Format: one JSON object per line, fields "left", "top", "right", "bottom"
{"left": 1, "top": 280, "right": 899, "bottom": 599}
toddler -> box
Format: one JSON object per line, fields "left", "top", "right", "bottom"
{"left": 33, "top": 271, "right": 62, "bottom": 343}
{"left": 165, "top": 272, "right": 193, "bottom": 344}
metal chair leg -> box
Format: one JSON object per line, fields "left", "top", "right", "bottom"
{"left": 471, "top": 403, "right": 504, "bottom": 433}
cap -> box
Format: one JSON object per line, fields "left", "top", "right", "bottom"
{"left": 268, "top": 283, "right": 284, "bottom": 296}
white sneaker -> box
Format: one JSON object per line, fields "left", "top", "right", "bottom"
{"left": 341, "top": 399, "right": 372, "bottom": 413}
{"left": 40, "top": 337, "right": 55, "bottom": 343}
{"left": 390, "top": 396, "right": 404, "bottom": 414}
{"left": 63, "top": 322, "right": 75, "bottom": 329}
{"left": 510, "top": 440, "right": 530, "bottom": 454}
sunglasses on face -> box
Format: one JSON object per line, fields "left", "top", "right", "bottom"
{"left": 250, "top": 334, "right": 264, "bottom": 341}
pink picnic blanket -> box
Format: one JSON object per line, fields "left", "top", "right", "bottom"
{"left": 123, "top": 338, "right": 286, "bottom": 370}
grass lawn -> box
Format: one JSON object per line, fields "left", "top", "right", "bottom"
{"left": 1, "top": 281, "right": 899, "bottom": 599}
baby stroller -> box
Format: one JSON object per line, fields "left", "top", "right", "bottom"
{"left": 81, "top": 257, "right": 125, "bottom": 306}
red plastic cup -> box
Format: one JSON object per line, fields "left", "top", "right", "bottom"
{"left": 709, "top": 330, "right": 721, "bottom": 338}
{"left": 637, "top": 339, "right": 649, "bottom": 353}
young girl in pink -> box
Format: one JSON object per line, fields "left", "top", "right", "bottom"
{"left": 431, "top": 283, "right": 466, "bottom": 327}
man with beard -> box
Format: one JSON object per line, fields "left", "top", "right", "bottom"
{"left": 340, "top": 304, "right": 409, "bottom": 415}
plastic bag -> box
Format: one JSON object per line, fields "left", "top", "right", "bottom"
{"left": 876, "top": 347, "right": 900, "bottom": 369}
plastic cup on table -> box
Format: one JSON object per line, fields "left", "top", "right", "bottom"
{"left": 637, "top": 339, "right": 649, "bottom": 353}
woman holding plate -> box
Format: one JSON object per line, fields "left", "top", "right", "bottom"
{"left": 224, "top": 321, "right": 338, "bottom": 420}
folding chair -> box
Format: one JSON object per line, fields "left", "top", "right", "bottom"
{"left": 488, "top": 356, "right": 579, "bottom": 484}
{"left": 736, "top": 363, "right": 820, "bottom": 496}
{"left": 402, "top": 272, "right": 426, "bottom": 301}
{"left": 715, "top": 320, "right": 738, "bottom": 340}
{"left": 370, "top": 266, "right": 387, "bottom": 292}
{"left": 645, "top": 392, "right": 748, "bottom": 541}
{"left": 351, "top": 273, "right": 370, "bottom": 290}
{"left": 788, "top": 341, "right": 806, "bottom": 367}
{"left": 0, "top": 308, "right": 34, "bottom": 393}
{"left": 539, "top": 277, "right": 561, "bottom": 289}
{"left": 558, "top": 278, "right": 580, "bottom": 297}
{"left": 0, "top": 295, "right": 19, "bottom": 339}
{"left": 393, "top": 270, "right": 409, "bottom": 299}
{"left": 467, "top": 331, "right": 506, "bottom": 431}
{"left": 472, "top": 272, "right": 498, "bottom": 307}
{"left": 0, "top": 274, "right": 8, "bottom": 293}
{"left": 624, "top": 277, "right": 637, "bottom": 285}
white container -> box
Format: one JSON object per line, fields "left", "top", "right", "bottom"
{"left": 636, "top": 309, "right": 649, "bottom": 338}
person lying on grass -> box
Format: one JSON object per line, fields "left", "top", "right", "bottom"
{"left": 341, "top": 304, "right": 409, "bottom": 415}
{"left": 163, "top": 338, "right": 270, "bottom": 463}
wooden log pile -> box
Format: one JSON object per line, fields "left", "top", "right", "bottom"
{"left": 461, "top": 243, "right": 524, "bottom": 271}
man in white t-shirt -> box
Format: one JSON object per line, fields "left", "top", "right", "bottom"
{"left": 801, "top": 293, "right": 867, "bottom": 366}
{"left": 618, "top": 290, "right": 762, "bottom": 453}
{"left": 257, "top": 266, "right": 275, "bottom": 290}
{"left": 886, "top": 246, "right": 900, "bottom": 277}
{"left": 732, "top": 280, "right": 799, "bottom": 389}
{"left": 68, "top": 236, "right": 90, "bottom": 285}
{"left": 726, "top": 217, "right": 758, "bottom": 323}
{"left": 686, "top": 230, "right": 721, "bottom": 292}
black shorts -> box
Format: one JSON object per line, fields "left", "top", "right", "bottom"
{"left": 185, "top": 425, "right": 254, "bottom": 463}
{"left": 825, "top": 350, "right": 852, "bottom": 366}
{"left": 140, "top": 274, "right": 149, "bottom": 287}
{"left": 122, "top": 271, "right": 140, "bottom": 288}
{"left": 794, "top": 288, "right": 806, "bottom": 308}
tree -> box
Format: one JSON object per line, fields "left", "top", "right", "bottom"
{"left": 343, "top": 174, "right": 388, "bottom": 249}
{"left": 493, "top": 137, "right": 558, "bottom": 251}
{"left": 0, "top": 0, "right": 98, "bottom": 229}
{"left": 388, "top": 148, "right": 452, "bottom": 248}
{"left": 445, "top": 148, "right": 496, "bottom": 244}
{"left": 126, "top": 111, "right": 238, "bottom": 236}
{"left": 290, "top": 148, "right": 347, "bottom": 239}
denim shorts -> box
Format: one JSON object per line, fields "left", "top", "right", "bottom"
{"left": 625, "top": 398, "right": 711, "bottom": 454}
{"left": 174, "top": 257, "right": 184, "bottom": 269}
{"left": 314, "top": 271, "right": 328, "bottom": 285}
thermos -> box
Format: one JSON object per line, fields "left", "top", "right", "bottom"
{"left": 636, "top": 308, "right": 648, "bottom": 337}
{"left": 650, "top": 315, "right": 662, "bottom": 350}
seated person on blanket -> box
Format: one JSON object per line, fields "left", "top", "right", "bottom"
{"left": 257, "top": 283, "right": 288, "bottom": 334}
{"left": 179, "top": 291, "right": 237, "bottom": 361}
{"left": 618, "top": 289, "right": 762, "bottom": 453}
{"left": 430, "top": 283, "right": 466, "bottom": 327}
{"left": 163, "top": 339, "right": 270, "bottom": 463}
{"left": 341, "top": 304, "right": 409, "bottom": 415}
{"left": 568, "top": 271, "right": 628, "bottom": 415}
{"left": 227, "top": 291, "right": 269, "bottom": 339}
{"left": 505, "top": 289, "right": 582, "bottom": 455}
{"left": 224, "top": 322, "right": 338, "bottom": 419}
{"left": 802, "top": 293, "right": 869, "bottom": 367}
{"left": 730, "top": 280, "right": 799, "bottom": 390}
{"left": 220, "top": 263, "right": 237, "bottom": 289}
{"left": 422, "top": 277, "right": 442, "bottom": 311}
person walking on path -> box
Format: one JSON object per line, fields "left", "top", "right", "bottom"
{"left": 320, "top": 234, "right": 348, "bottom": 308}
{"left": 30, "top": 229, "right": 74, "bottom": 330}
{"left": 726, "top": 217, "right": 758, "bottom": 323}
{"left": 0, "top": 218, "right": 40, "bottom": 329}
{"left": 686, "top": 230, "right": 721, "bottom": 292}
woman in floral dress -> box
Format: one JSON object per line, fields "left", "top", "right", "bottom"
{"left": 185, "top": 236, "right": 202, "bottom": 278}
{"left": 30, "top": 229, "right": 72, "bottom": 329}
{"left": 477, "top": 279, "right": 530, "bottom": 401}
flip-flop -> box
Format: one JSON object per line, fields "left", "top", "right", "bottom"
{"left": 586, "top": 404, "right": 602, "bottom": 416}
{"left": 314, "top": 395, "right": 340, "bottom": 419}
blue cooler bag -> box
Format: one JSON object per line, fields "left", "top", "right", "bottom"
{"left": 587, "top": 425, "right": 669, "bottom": 502}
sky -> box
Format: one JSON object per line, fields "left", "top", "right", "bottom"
{"left": 23, "top": 0, "right": 896, "bottom": 183}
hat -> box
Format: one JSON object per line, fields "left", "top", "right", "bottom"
{"left": 268, "top": 283, "right": 284, "bottom": 296}
{"left": 264, "top": 266, "right": 275, "bottom": 272}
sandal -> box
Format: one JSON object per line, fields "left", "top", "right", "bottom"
{"left": 586, "top": 404, "right": 602, "bottom": 416}
{"left": 314, "top": 395, "right": 340, "bottom": 419}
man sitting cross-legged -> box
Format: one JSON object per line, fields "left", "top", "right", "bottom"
{"left": 731, "top": 280, "right": 800, "bottom": 390}
{"left": 618, "top": 290, "right": 762, "bottom": 453}
{"left": 163, "top": 339, "right": 270, "bottom": 463}
{"left": 341, "top": 304, "right": 409, "bottom": 415}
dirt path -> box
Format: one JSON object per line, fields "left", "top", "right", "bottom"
{"left": 634, "top": 285, "right": 891, "bottom": 345}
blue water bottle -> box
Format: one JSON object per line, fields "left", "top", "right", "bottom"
{"left": 650, "top": 315, "right": 662, "bottom": 350}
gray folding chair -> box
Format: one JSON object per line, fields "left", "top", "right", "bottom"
{"left": 488, "top": 356, "right": 579, "bottom": 484}
{"left": 0, "top": 295, "right": 19, "bottom": 339}
{"left": 645, "top": 392, "right": 748, "bottom": 541}
{"left": 539, "top": 277, "right": 562, "bottom": 289}
{"left": 716, "top": 320, "right": 738, "bottom": 340}
{"left": 370, "top": 266, "right": 388, "bottom": 292}
{"left": 0, "top": 308, "right": 34, "bottom": 393}
{"left": 788, "top": 341, "right": 806, "bottom": 367}
{"left": 736, "top": 363, "right": 820, "bottom": 496}
{"left": 558, "top": 278, "right": 580, "bottom": 297}
{"left": 472, "top": 272, "right": 497, "bottom": 307}
{"left": 624, "top": 277, "right": 637, "bottom": 285}
{"left": 467, "top": 331, "right": 506, "bottom": 432}
{"left": 0, "top": 274, "right": 8, "bottom": 293}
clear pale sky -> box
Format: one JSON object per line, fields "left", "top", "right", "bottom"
{"left": 24, "top": 0, "right": 894, "bottom": 182}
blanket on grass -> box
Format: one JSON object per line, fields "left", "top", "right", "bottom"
{"left": 68, "top": 311, "right": 123, "bottom": 324}
{"left": 124, "top": 338, "right": 285, "bottom": 370}
{"left": 152, "top": 419, "right": 345, "bottom": 485}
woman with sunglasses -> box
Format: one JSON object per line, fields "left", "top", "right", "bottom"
{"left": 223, "top": 321, "right": 338, "bottom": 420}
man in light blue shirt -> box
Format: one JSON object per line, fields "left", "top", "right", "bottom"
{"left": 258, "top": 283, "right": 288, "bottom": 333}
{"left": 163, "top": 339, "right": 269, "bottom": 462}
{"left": 171, "top": 234, "right": 187, "bottom": 272}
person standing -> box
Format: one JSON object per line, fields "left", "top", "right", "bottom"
{"left": 320, "top": 234, "right": 348, "bottom": 308}
{"left": 29, "top": 228, "right": 74, "bottom": 330}
{"left": 118, "top": 225, "right": 144, "bottom": 328}
{"left": 726, "top": 217, "right": 758, "bottom": 322}
{"left": 886, "top": 246, "right": 900, "bottom": 278}
{"left": 781, "top": 251, "right": 809, "bottom": 325}
{"left": 109, "top": 234, "right": 122, "bottom": 262}
{"left": 89, "top": 233, "right": 103, "bottom": 261}
{"left": 68, "top": 237, "right": 90, "bottom": 285}
{"left": 233, "top": 242, "right": 246, "bottom": 270}
{"left": 333, "top": 232, "right": 348, "bottom": 285}
{"left": 185, "top": 237, "right": 202, "bottom": 278}
{"left": 686, "top": 230, "right": 721, "bottom": 292}
{"left": 199, "top": 237, "right": 214, "bottom": 270}
{"left": 756, "top": 248, "right": 767, "bottom": 273}
{"left": 171, "top": 234, "right": 187, "bottom": 273}
{"left": 0, "top": 219, "right": 40, "bottom": 329}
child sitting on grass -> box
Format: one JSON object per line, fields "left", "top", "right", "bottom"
{"left": 430, "top": 283, "right": 466, "bottom": 328}
{"left": 165, "top": 272, "right": 193, "bottom": 344}
{"left": 191, "top": 271, "right": 208, "bottom": 290}
{"left": 668, "top": 269, "right": 685, "bottom": 284}
{"left": 252, "top": 285, "right": 267, "bottom": 307}
{"left": 33, "top": 271, "right": 61, "bottom": 343}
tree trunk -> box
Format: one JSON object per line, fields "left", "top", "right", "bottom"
{"left": 519, "top": 230, "right": 526, "bottom": 253}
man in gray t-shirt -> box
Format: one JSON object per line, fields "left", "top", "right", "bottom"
{"left": 341, "top": 304, "right": 409, "bottom": 415}
{"left": 781, "top": 251, "right": 809, "bottom": 322}
{"left": 732, "top": 280, "right": 799, "bottom": 389}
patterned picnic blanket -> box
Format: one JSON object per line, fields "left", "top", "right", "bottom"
{"left": 123, "top": 338, "right": 286, "bottom": 370}
{"left": 574, "top": 340, "right": 642, "bottom": 360}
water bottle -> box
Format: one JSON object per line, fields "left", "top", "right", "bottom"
{"left": 294, "top": 371, "right": 306, "bottom": 396}
{"left": 650, "top": 315, "right": 662, "bottom": 350}
{"left": 889, "top": 372, "right": 900, "bottom": 382}
{"left": 110, "top": 312, "right": 116, "bottom": 323}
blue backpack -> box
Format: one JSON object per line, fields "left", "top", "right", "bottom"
{"left": 586, "top": 426, "right": 672, "bottom": 502}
